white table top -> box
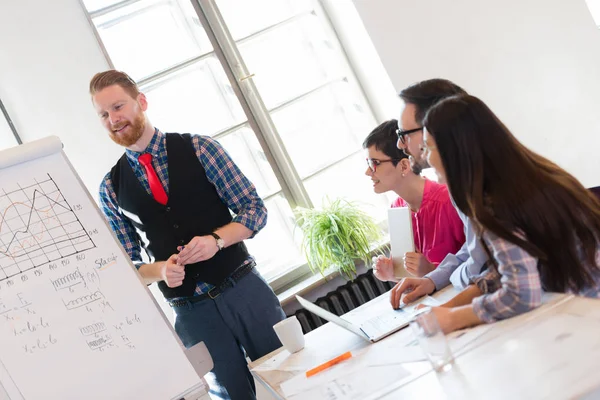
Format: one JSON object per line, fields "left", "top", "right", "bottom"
{"left": 249, "top": 286, "right": 459, "bottom": 399}
{"left": 251, "top": 288, "right": 600, "bottom": 400}
{"left": 373, "top": 295, "right": 600, "bottom": 400}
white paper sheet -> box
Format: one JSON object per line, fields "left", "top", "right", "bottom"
{"left": 280, "top": 362, "right": 412, "bottom": 400}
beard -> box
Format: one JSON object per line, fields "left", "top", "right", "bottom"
{"left": 410, "top": 159, "right": 424, "bottom": 175}
{"left": 109, "top": 112, "right": 145, "bottom": 147}
{"left": 404, "top": 149, "right": 429, "bottom": 175}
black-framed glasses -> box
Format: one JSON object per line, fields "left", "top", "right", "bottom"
{"left": 366, "top": 158, "right": 401, "bottom": 172}
{"left": 395, "top": 127, "right": 423, "bottom": 144}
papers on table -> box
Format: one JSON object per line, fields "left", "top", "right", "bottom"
{"left": 280, "top": 360, "right": 416, "bottom": 400}
{"left": 279, "top": 322, "right": 496, "bottom": 399}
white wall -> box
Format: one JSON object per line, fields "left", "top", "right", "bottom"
{"left": 0, "top": 0, "right": 120, "bottom": 193}
{"left": 353, "top": 0, "right": 600, "bottom": 188}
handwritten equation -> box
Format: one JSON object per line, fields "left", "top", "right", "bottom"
{"left": 0, "top": 250, "right": 145, "bottom": 356}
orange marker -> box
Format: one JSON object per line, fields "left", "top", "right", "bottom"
{"left": 305, "top": 351, "right": 352, "bottom": 378}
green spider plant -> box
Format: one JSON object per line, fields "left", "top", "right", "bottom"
{"left": 295, "top": 198, "right": 384, "bottom": 280}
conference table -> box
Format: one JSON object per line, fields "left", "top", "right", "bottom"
{"left": 250, "top": 287, "right": 600, "bottom": 399}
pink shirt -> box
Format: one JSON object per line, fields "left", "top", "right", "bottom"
{"left": 392, "top": 179, "right": 465, "bottom": 266}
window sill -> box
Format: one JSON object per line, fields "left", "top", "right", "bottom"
{"left": 273, "top": 237, "right": 390, "bottom": 306}
{"left": 275, "top": 266, "right": 339, "bottom": 306}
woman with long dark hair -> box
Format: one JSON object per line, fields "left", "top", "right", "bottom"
{"left": 397, "top": 93, "right": 600, "bottom": 333}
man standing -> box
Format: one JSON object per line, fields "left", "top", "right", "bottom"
{"left": 387, "top": 79, "right": 489, "bottom": 307}
{"left": 90, "top": 70, "right": 284, "bottom": 399}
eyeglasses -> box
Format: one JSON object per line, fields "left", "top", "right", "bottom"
{"left": 366, "top": 158, "right": 401, "bottom": 172}
{"left": 396, "top": 127, "right": 423, "bottom": 145}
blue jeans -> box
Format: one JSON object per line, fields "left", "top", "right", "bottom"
{"left": 173, "top": 268, "right": 285, "bottom": 400}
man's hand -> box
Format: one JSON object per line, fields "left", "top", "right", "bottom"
{"left": 404, "top": 251, "right": 435, "bottom": 277}
{"left": 390, "top": 277, "right": 436, "bottom": 309}
{"left": 176, "top": 235, "right": 219, "bottom": 265}
{"left": 161, "top": 254, "right": 185, "bottom": 288}
{"left": 372, "top": 255, "right": 398, "bottom": 282}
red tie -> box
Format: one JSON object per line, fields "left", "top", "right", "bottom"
{"left": 138, "top": 153, "right": 168, "bottom": 205}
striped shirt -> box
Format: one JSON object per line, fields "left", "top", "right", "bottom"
{"left": 99, "top": 129, "right": 267, "bottom": 296}
{"left": 472, "top": 230, "right": 600, "bottom": 323}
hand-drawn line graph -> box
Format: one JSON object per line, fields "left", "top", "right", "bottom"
{"left": 0, "top": 174, "right": 95, "bottom": 280}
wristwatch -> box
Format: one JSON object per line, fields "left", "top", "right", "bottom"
{"left": 210, "top": 232, "right": 225, "bottom": 251}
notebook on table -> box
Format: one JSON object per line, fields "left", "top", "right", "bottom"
{"left": 296, "top": 295, "right": 439, "bottom": 343}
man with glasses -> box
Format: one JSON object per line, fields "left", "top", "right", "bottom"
{"left": 396, "top": 79, "right": 465, "bottom": 172}
{"left": 388, "top": 79, "right": 490, "bottom": 308}
{"left": 364, "top": 120, "right": 464, "bottom": 279}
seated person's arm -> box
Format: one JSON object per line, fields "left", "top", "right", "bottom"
{"left": 434, "top": 231, "right": 543, "bottom": 333}
{"left": 422, "top": 240, "right": 470, "bottom": 291}
{"left": 439, "top": 284, "right": 482, "bottom": 308}
{"left": 448, "top": 217, "right": 490, "bottom": 289}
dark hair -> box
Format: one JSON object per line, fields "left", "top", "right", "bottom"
{"left": 362, "top": 119, "right": 408, "bottom": 167}
{"left": 424, "top": 94, "right": 600, "bottom": 293}
{"left": 399, "top": 79, "right": 466, "bottom": 124}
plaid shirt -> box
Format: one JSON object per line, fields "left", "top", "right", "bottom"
{"left": 99, "top": 129, "right": 267, "bottom": 296}
{"left": 472, "top": 230, "right": 600, "bottom": 323}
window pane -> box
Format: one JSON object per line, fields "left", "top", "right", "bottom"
{"left": 303, "top": 152, "right": 392, "bottom": 223}
{"left": 81, "top": 0, "right": 119, "bottom": 13}
{"left": 0, "top": 116, "right": 18, "bottom": 150}
{"left": 238, "top": 13, "right": 348, "bottom": 109}
{"left": 82, "top": 0, "right": 384, "bottom": 286}
{"left": 244, "top": 194, "right": 304, "bottom": 281}
{"left": 215, "top": 0, "right": 312, "bottom": 40}
{"left": 94, "top": 0, "right": 212, "bottom": 81}
{"left": 142, "top": 57, "right": 246, "bottom": 135}
{"left": 217, "top": 127, "right": 281, "bottom": 198}
{"left": 271, "top": 80, "right": 376, "bottom": 178}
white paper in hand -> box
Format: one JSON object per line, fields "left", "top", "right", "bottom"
{"left": 387, "top": 207, "right": 414, "bottom": 278}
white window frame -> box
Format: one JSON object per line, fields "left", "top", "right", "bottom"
{"left": 80, "top": 0, "right": 397, "bottom": 293}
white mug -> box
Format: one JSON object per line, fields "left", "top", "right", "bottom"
{"left": 273, "top": 316, "right": 305, "bottom": 353}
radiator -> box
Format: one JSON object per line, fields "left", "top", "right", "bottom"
{"left": 293, "top": 269, "right": 395, "bottom": 334}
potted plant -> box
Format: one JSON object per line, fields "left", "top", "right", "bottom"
{"left": 295, "top": 198, "right": 384, "bottom": 280}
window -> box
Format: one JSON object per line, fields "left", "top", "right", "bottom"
{"left": 82, "top": 0, "right": 392, "bottom": 286}
{"left": 0, "top": 99, "right": 21, "bottom": 150}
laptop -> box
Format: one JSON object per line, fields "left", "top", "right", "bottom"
{"left": 296, "top": 295, "right": 438, "bottom": 343}
{"left": 388, "top": 207, "right": 415, "bottom": 278}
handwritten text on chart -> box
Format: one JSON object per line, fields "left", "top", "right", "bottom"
{"left": 23, "top": 334, "right": 58, "bottom": 354}
{"left": 51, "top": 269, "right": 84, "bottom": 292}
{"left": 63, "top": 290, "right": 105, "bottom": 310}
{"left": 0, "top": 233, "right": 143, "bottom": 359}
{"left": 79, "top": 321, "right": 107, "bottom": 336}
{"left": 95, "top": 254, "right": 118, "bottom": 270}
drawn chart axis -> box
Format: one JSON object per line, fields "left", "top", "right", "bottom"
{"left": 0, "top": 174, "right": 95, "bottom": 281}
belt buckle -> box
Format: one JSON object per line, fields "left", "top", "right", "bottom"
{"left": 208, "top": 287, "right": 220, "bottom": 300}
{"left": 169, "top": 299, "right": 183, "bottom": 308}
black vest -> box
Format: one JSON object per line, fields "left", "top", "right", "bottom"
{"left": 110, "top": 133, "right": 250, "bottom": 299}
